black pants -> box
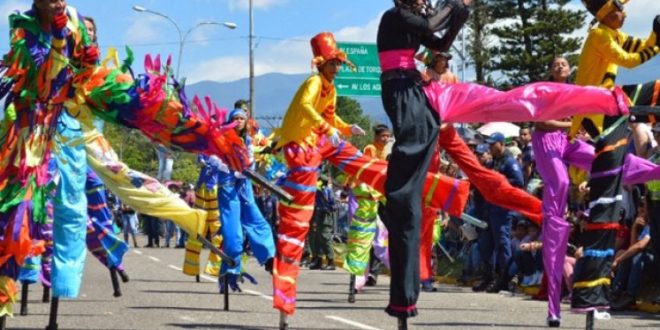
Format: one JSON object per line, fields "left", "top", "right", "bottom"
{"left": 379, "top": 73, "right": 439, "bottom": 318}
{"left": 143, "top": 215, "right": 160, "bottom": 247}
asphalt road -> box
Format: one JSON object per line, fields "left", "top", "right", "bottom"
{"left": 7, "top": 236, "right": 660, "bottom": 330}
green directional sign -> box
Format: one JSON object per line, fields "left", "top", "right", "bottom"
{"left": 336, "top": 42, "right": 381, "bottom": 97}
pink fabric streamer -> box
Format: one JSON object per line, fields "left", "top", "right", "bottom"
{"left": 423, "top": 82, "right": 629, "bottom": 123}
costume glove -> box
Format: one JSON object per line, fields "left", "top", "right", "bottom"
{"left": 208, "top": 155, "right": 231, "bottom": 173}
{"left": 52, "top": 12, "right": 68, "bottom": 39}
{"left": 328, "top": 130, "right": 342, "bottom": 147}
{"left": 350, "top": 124, "right": 366, "bottom": 136}
{"left": 82, "top": 46, "right": 100, "bottom": 65}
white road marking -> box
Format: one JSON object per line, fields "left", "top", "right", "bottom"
{"left": 133, "top": 250, "right": 143, "bottom": 255}
{"left": 148, "top": 256, "right": 160, "bottom": 262}
{"left": 168, "top": 264, "right": 182, "bottom": 271}
{"left": 243, "top": 289, "right": 273, "bottom": 301}
{"left": 200, "top": 274, "right": 216, "bottom": 282}
{"left": 325, "top": 315, "right": 382, "bottom": 330}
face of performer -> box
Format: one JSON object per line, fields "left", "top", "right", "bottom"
{"left": 34, "top": 0, "right": 66, "bottom": 22}
{"left": 602, "top": 8, "right": 626, "bottom": 30}
{"left": 319, "top": 59, "right": 342, "bottom": 82}
{"left": 233, "top": 114, "right": 247, "bottom": 132}
{"left": 550, "top": 57, "right": 570, "bottom": 83}
{"left": 84, "top": 18, "right": 97, "bottom": 44}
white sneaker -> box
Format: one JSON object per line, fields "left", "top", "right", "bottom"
{"left": 594, "top": 310, "right": 611, "bottom": 320}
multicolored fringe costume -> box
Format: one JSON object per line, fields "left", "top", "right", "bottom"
{"left": 342, "top": 143, "right": 386, "bottom": 278}
{"left": 570, "top": 1, "right": 660, "bottom": 313}
{"left": 85, "top": 168, "right": 128, "bottom": 272}
{"left": 183, "top": 154, "right": 222, "bottom": 277}
{"left": 0, "top": 5, "right": 248, "bottom": 315}
{"left": 376, "top": 0, "right": 636, "bottom": 318}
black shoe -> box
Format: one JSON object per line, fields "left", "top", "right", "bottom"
{"left": 308, "top": 258, "right": 322, "bottom": 270}
{"left": 485, "top": 280, "right": 503, "bottom": 293}
{"left": 264, "top": 258, "right": 274, "bottom": 274}
{"left": 472, "top": 279, "right": 493, "bottom": 292}
{"left": 118, "top": 270, "right": 130, "bottom": 283}
{"left": 547, "top": 316, "right": 560, "bottom": 327}
{"left": 365, "top": 275, "right": 377, "bottom": 287}
{"left": 145, "top": 244, "right": 154, "bottom": 248}
{"left": 421, "top": 280, "right": 437, "bottom": 292}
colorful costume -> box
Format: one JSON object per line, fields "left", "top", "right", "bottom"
{"left": 342, "top": 143, "right": 387, "bottom": 277}
{"left": 376, "top": 0, "right": 640, "bottom": 318}
{"left": 569, "top": 0, "right": 660, "bottom": 314}
{"left": 217, "top": 108, "right": 275, "bottom": 281}
{"left": 0, "top": 5, "right": 247, "bottom": 315}
{"left": 183, "top": 154, "right": 223, "bottom": 277}
{"left": 533, "top": 126, "right": 660, "bottom": 321}
{"left": 272, "top": 32, "right": 470, "bottom": 316}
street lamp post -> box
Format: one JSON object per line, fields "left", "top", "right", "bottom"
{"left": 132, "top": 5, "right": 236, "bottom": 80}
{"left": 132, "top": 5, "right": 236, "bottom": 183}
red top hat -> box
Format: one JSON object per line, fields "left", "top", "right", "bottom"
{"left": 310, "top": 32, "right": 355, "bottom": 69}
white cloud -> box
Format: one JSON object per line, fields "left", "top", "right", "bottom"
{"left": 123, "top": 15, "right": 169, "bottom": 44}
{"left": 0, "top": 0, "right": 29, "bottom": 26}
{"left": 619, "top": 0, "right": 660, "bottom": 37}
{"left": 228, "top": 0, "right": 289, "bottom": 11}
{"left": 187, "top": 13, "right": 383, "bottom": 83}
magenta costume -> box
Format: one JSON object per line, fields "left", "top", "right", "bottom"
{"left": 532, "top": 129, "right": 660, "bottom": 320}
{"left": 423, "top": 82, "right": 629, "bottom": 123}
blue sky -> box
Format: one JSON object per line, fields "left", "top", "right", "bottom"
{"left": 0, "top": 0, "right": 658, "bottom": 84}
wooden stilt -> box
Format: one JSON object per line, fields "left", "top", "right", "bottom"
{"left": 110, "top": 268, "right": 122, "bottom": 297}
{"left": 585, "top": 310, "right": 594, "bottom": 330}
{"left": 20, "top": 282, "right": 29, "bottom": 316}
{"left": 45, "top": 297, "right": 59, "bottom": 330}
{"left": 0, "top": 315, "right": 6, "bottom": 330}
{"left": 42, "top": 285, "right": 50, "bottom": 303}
{"left": 196, "top": 275, "right": 200, "bottom": 283}
{"left": 397, "top": 317, "right": 408, "bottom": 330}
{"left": 279, "top": 312, "right": 288, "bottom": 330}
{"left": 348, "top": 275, "right": 356, "bottom": 303}
{"left": 221, "top": 275, "right": 229, "bottom": 311}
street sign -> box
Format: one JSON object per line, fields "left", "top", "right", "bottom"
{"left": 336, "top": 42, "right": 381, "bottom": 97}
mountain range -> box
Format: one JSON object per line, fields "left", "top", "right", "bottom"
{"left": 187, "top": 73, "right": 389, "bottom": 130}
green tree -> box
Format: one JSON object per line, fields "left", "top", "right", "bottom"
{"left": 103, "top": 123, "right": 200, "bottom": 185}
{"left": 466, "top": 0, "right": 497, "bottom": 84}
{"left": 487, "top": 0, "right": 585, "bottom": 87}
{"left": 336, "top": 96, "right": 373, "bottom": 149}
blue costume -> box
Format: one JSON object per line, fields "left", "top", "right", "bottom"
{"left": 218, "top": 109, "right": 275, "bottom": 286}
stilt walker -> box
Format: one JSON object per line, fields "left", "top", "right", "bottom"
{"left": 0, "top": 2, "right": 247, "bottom": 324}
{"left": 569, "top": 1, "right": 660, "bottom": 328}
{"left": 343, "top": 125, "right": 391, "bottom": 302}
{"left": 182, "top": 154, "right": 223, "bottom": 279}
{"left": 216, "top": 106, "right": 275, "bottom": 294}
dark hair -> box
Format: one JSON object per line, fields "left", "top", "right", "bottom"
{"left": 234, "top": 99, "right": 249, "bottom": 110}
{"left": 373, "top": 124, "right": 391, "bottom": 136}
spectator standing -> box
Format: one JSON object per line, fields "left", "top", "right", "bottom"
{"left": 479, "top": 132, "right": 524, "bottom": 293}
{"left": 309, "top": 179, "right": 336, "bottom": 270}
{"left": 120, "top": 202, "right": 139, "bottom": 248}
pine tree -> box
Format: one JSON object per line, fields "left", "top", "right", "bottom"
{"left": 466, "top": 0, "right": 497, "bottom": 85}
{"left": 487, "top": 0, "right": 586, "bottom": 87}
